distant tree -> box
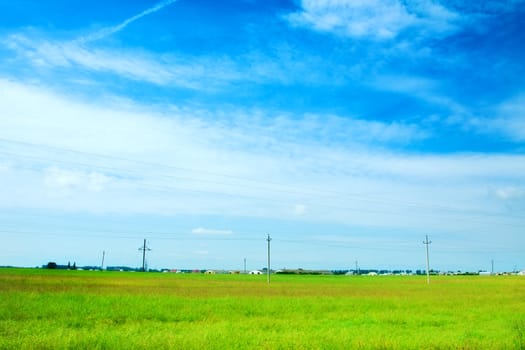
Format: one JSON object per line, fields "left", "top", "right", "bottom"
{"left": 72, "top": 262, "right": 76, "bottom": 270}
{"left": 47, "top": 262, "right": 57, "bottom": 269}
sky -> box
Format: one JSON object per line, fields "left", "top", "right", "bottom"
{"left": 0, "top": 0, "right": 524, "bottom": 272}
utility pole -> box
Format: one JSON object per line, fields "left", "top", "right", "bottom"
{"left": 101, "top": 251, "right": 105, "bottom": 270}
{"left": 267, "top": 234, "right": 272, "bottom": 284}
{"left": 355, "top": 260, "right": 359, "bottom": 275}
{"left": 244, "top": 257, "right": 247, "bottom": 274}
{"left": 491, "top": 259, "right": 494, "bottom": 275}
{"left": 423, "top": 235, "right": 432, "bottom": 284}
{"left": 138, "top": 239, "right": 151, "bottom": 272}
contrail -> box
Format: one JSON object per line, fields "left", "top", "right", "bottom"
{"left": 78, "top": 0, "right": 178, "bottom": 44}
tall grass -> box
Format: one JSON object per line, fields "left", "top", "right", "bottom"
{"left": 0, "top": 269, "right": 524, "bottom": 349}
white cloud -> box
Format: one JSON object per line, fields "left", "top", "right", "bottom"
{"left": 293, "top": 204, "right": 308, "bottom": 216}
{"left": 192, "top": 228, "right": 233, "bottom": 235}
{"left": 0, "top": 78, "right": 193, "bottom": 157}
{"left": 0, "top": 78, "right": 426, "bottom": 159}
{"left": 495, "top": 187, "right": 525, "bottom": 200}
{"left": 44, "top": 167, "right": 112, "bottom": 193}
{"left": 287, "top": 0, "right": 459, "bottom": 40}
{"left": 0, "top": 79, "right": 523, "bottom": 233}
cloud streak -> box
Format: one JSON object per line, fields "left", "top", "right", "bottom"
{"left": 78, "top": 0, "right": 179, "bottom": 44}
{"left": 192, "top": 228, "right": 233, "bottom": 235}
{"left": 4, "top": 34, "right": 236, "bottom": 88}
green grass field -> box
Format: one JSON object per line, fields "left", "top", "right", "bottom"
{"left": 1, "top": 268, "right": 524, "bottom": 349}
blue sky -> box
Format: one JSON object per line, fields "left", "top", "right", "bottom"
{"left": 0, "top": 0, "right": 524, "bottom": 272}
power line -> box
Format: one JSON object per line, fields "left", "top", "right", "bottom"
{"left": 0, "top": 228, "right": 522, "bottom": 254}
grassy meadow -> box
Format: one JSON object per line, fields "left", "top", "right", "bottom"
{"left": 0, "top": 268, "right": 524, "bottom": 349}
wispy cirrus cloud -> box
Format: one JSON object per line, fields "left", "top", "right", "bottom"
{"left": 0, "top": 0, "right": 240, "bottom": 90}
{"left": 489, "top": 94, "right": 525, "bottom": 142}
{"left": 438, "top": 93, "right": 525, "bottom": 143}
{"left": 4, "top": 33, "right": 345, "bottom": 91}
{"left": 214, "top": 111, "right": 428, "bottom": 150}
{"left": 0, "top": 77, "right": 427, "bottom": 165}
{"left": 368, "top": 73, "right": 471, "bottom": 118}
{"left": 1, "top": 79, "right": 524, "bottom": 233}
{"left": 494, "top": 187, "right": 525, "bottom": 201}
{"left": 3, "top": 34, "right": 242, "bottom": 89}
{"left": 78, "top": 0, "right": 179, "bottom": 44}
{"left": 286, "top": 0, "right": 460, "bottom": 40}
{"left": 44, "top": 167, "right": 112, "bottom": 193}
{"left": 0, "top": 2, "right": 394, "bottom": 92}
{"left": 192, "top": 228, "right": 233, "bottom": 235}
